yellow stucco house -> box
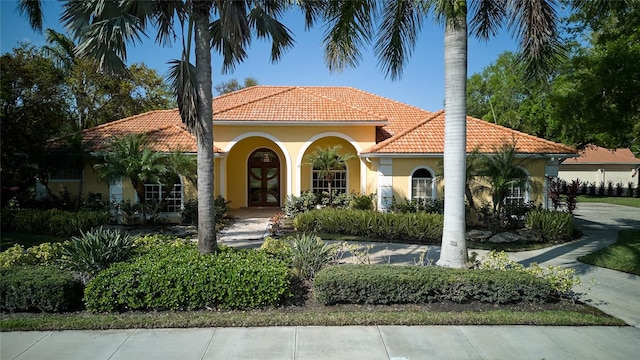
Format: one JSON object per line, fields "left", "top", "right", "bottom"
{"left": 45, "top": 86, "right": 576, "bottom": 215}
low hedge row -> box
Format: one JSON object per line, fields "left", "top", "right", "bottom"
{"left": 313, "top": 265, "right": 556, "bottom": 305}
{"left": 294, "top": 209, "right": 443, "bottom": 243}
{"left": 0, "top": 266, "right": 84, "bottom": 312}
{"left": 84, "top": 245, "right": 291, "bottom": 312}
{"left": 526, "top": 209, "right": 574, "bottom": 242}
{"left": 1, "top": 209, "right": 110, "bottom": 236}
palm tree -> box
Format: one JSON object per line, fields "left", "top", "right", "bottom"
{"left": 303, "top": 145, "right": 355, "bottom": 206}
{"left": 472, "top": 143, "right": 532, "bottom": 216}
{"left": 93, "top": 134, "right": 168, "bottom": 223}
{"left": 19, "top": 0, "right": 300, "bottom": 254}
{"left": 318, "top": 0, "right": 565, "bottom": 268}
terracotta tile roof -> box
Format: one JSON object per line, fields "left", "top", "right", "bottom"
{"left": 49, "top": 86, "right": 575, "bottom": 158}
{"left": 50, "top": 110, "right": 222, "bottom": 153}
{"left": 562, "top": 145, "right": 640, "bottom": 164}
{"left": 363, "top": 111, "right": 576, "bottom": 155}
{"left": 212, "top": 86, "right": 429, "bottom": 125}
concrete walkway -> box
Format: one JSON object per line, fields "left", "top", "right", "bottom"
{"left": 2, "top": 203, "right": 640, "bottom": 359}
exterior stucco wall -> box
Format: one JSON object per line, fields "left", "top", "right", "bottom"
{"left": 559, "top": 164, "right": 638, "bottom": 186}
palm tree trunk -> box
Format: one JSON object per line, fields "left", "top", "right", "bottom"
{"left": 437, "top": 11, "right": 470, "bottom": 269}
{"left": 193, "top": 1, "right": 216, "bottom": 254}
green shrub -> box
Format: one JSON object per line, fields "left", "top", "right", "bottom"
{"left": 287, "top": 233, "right": 336, "bottom": 280}
{"left": 0, "top": 242, "right": 65, "bottom": 267}
{"left": 390, "top": 198, "right": 444, "bottom": 214}
{"left": 0, "top": 266, "right": 84, "bottom": 312}
{"left": 477, "top": 251, "right": 580, "bottom": 295}
{"left": 84, "top": 245, "right": 291, "bottom": 312}
{"left": 284, "top": 191, "right": 318, "bottom": 217}
{"left": 1, "top": 209, "right": 110, "bottom": 236}
{"left": 349, "top": 193, "right": 376, "bottom": 210}
{"left": 525, "top": 209, "right": 574, "bottom": 242}
{"left": 59, "top": 227, "right": 137, "bottom": 283}
{"left": 260, "top": 236, "right": 292, "bottom": 263}
{"left": 313, "top": 265, "right": 555, "bottom": 305}
{"left": 294, "top": 209, "right": 444, "bottom": 244}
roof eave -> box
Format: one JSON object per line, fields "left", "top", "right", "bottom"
{"left": 213, "top": 120, "right": 388, "bottom": 126}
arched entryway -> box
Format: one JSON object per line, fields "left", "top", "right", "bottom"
{"left": 248, "top": 148, "right": 280, "bottom": 207}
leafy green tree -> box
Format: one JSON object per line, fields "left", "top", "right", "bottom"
{"left": 43, "top": 29, "right": 175, "bottom": 129}
{"left": 467, "top": 52, "right": 553, "bottom": 138}
{"left": 214, "top": 77, "right": 259, "bottom": 95}
{"left": 20, "top": 0, "right": 303, "bottom": 253}
{"left": 304, "top": 145, "right": 355, "bottom": 206}
{"left": 0, "top": 44, "right": 70, "bottom": 191}
{"left": 318, "top": 0, "right": 564, "bottom": 268}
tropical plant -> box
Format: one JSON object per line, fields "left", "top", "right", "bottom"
{"left": 94, "top": 134, "right": 166, "bottom": 223}
{"left": 287, "top": 233, "right": 337, "bottom": 280}
{"left": 303, "top": 145, "right": 355, "bottom": 206}
{"left": 471, "top": 143, "right": 533, "bottom": 217}
{"left": 59, "top": 227, "right": 137, "bottom": 284}
{"left": 317, "top": 0, "right": 568, "bottom": 268}
{"left": 18, "top": 0, "right": 305, "bottom": 254}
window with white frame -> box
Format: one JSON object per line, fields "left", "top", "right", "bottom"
{"left": 504, "top": 179, "right": 527, "bottom": 207}
{"left": 144, "top": 183, "right": 183, "bottom": 212}
{"left": 411, "top": 168, "right": 434, "bottom": 200}
{"left": 312, "top": 169, "right": 347, "bottom": 195}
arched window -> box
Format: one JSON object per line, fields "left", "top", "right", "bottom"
{"left": 504, "top": 179, "right": 528, "bottom": 207}
{"left": 411, "top": 168, "right": 434, "bottom": 200}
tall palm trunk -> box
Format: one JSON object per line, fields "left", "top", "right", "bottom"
{"left": 437, "top": 12, "right": 469, "bottom": 268}
{"left": 193, "top": 1, "right": 216, "bottom": 254}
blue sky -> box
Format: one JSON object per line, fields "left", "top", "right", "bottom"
{"left": 1, "top": 0, "right": 521, "bottom": 111}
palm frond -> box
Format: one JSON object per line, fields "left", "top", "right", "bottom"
{"left": 61, "top": 0, "right": 150, "bottom": 73}
{"left": 167, "top": 57, "right": 199, "bottom": 138}
{"left": 469, "top": 0, "right": 507, "bottom": 40}
{"left": 295, "top": 0, "right": 326, "bottom": 29}
{"left": 322, "top": 0, "right": 376, "bottom": 72}
{"left": 152, "top": 0, "right": 187, "bottom": 46}
{"left": 507, "top": 0, "right": 564, "bottom": 81}
{"left": 42, "top": 29, "right": 77, "bottom": 70}
{"left": 18, "top": 0, "right": 43, "bottom": 32}
{"left": 248, "top": 2, "right": 295, "bottom": 63}
{"left": 211, "top": 0, "right": 251, "bottom": 73}
{"left": 374, "top": 0, "right": 424, "bottom": 80}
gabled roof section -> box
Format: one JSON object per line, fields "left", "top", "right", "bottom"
{"left": 212, "top": 86, "right": 395, "bottom": 124}
{"left": 363, "top": 112, "right": 576, "bottom": 156}
{"left": 562, "top": 145, "right": 640, "bottom": 165}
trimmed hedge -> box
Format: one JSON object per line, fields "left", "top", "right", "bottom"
{"left": 313, "top": 265, "right": 555, "bottom": 305}
{"left": 0, "top": 266, "right": 84, "bottom": 312}
{"left": 294, "top": 209, "right": 443, "bottom": 244}
{"left": 84, "top": 245, "right": 291, "bottom": 312}
{"left": 1, "top": 209, "right": 110, "bottom": 236}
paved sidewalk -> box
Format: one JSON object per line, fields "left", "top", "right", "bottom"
{"left": 3, "top": 326, "right": 640, "bottom": 360}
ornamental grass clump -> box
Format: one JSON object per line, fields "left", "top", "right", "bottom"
{"left": 288, "top": 233, "right": 337, "bottom": 280}
{"left": 59, "top": 227, "right": 137, "bottom": 283}
{"left": 525, "top": 209, "right": 574, "bottom": 242}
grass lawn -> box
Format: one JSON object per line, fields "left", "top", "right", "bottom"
{"left": 0, "top": 233, "right": 65, "bottom": 250}
{"left": 579, "top": 230, "right": 640, "bottom": 275}
{"left": 0, "top": 301, "right": 624, "bottom": 331}
{"left": 577, "top": 196, "right": 640, "bottom": 208}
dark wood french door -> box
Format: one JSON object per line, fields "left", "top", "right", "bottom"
{"left": 248, "top": 148, "right": 280, "bottom": 207}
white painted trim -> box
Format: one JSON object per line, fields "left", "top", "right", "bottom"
{"left": 377, "top": 158, "right": 393, "bottom": 211}
{"left": 295, "top": 132, "right": 363, "bottom": 196}
{"left": 408, "top": 165, "right": 437, "bottom": 200}
{"left": 214, "top": 120, "right": 387, "bottom": 126}
{"left": 224, "top": 132, "right": 292, "bottom": 201}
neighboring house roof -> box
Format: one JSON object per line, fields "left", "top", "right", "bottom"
{"left": 561, "top": 145, "right": 640, "bottom": 165}
{"left": 49, "top": 86, "right": 576, "bottom": 157}
{"left": 362, "top": 111, "right": 576, "bottom": 156}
